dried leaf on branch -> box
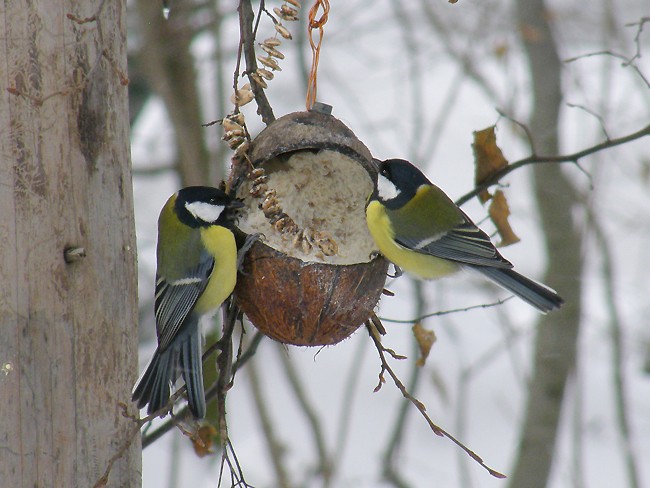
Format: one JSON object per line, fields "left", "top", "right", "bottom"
{"left": 488, "top": 190, "right": 521, "bottom": 247}
{"left": 412, "top": 322, "right": 437, "bottom": 367}
{"left": 472, "top": 126, "right": 508, "bottom": 203}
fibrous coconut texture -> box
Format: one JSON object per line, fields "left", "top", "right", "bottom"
{"left": 236, "top": 148, "right": 379, "bottom": 265}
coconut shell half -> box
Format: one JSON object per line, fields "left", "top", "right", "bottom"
{"left": 232, "top": 110, "right": 389, "bottom": 346}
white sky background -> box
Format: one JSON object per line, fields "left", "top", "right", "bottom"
{"left": 131, "top": 1, "right": 650, "bottom": 486}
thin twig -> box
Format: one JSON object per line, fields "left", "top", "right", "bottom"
{"left": 496, "top": 109, "right": 538, "bottom": 154}
{"left": 331, "top": 336, "right": 368, "bottom": 484}
{"left": 232, "top": 330, "right": 264, "bottom": 373}
{"left": 382, "top": 280, "right": 427, "bottom": 487}
{"left": 625, "top": 17, "right": 649, "bottom": 64}
{"left": 366, "top": 322, "right": 506, "bottom": 479}
{"left": 565, "top": 50, "right": 650, "bottom": 89}
{"left": 141, "top": 303, "right": 259, "bottom": 448}
{"left": 565, "top": 103, "right": 610, "bottom": 140}
{"left": 93, "top": 403, "right": 154, "bottom": 487}
{"left": 238, "top": 0, "right": 275, "bottom": 124}
{"left": 455, "top": 123, "right": 650, "bottom": 206}
{"left": 247, "top": 352, "right": 292, "bottom": 487}
{"left": 380, "top": 297, "right": 513, "bottom": 324}
{"left": 218, "top": 439, "right": 255, "bottom": 488}
{"left": 276, "top": 345, "right": 333, "bottom": 483}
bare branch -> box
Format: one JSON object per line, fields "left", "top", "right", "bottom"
{"left": 366, "top": 322, "right": 507, "bottom": 479}
{"left": 565, "top": 50, "right": 650, "bottom": 89}
{"left": 238, "top": 0, "right": 275, "bottom": 124}
{"left": 623, "top": 17, "right": 649, "bottom": 64}
{"left": 455, "top": 123, "right": 650, "bottom": 206}
{"left": 247, "top": 352, "right": 292, "bottom": 487}
{"left": 565, "top": 103, "right": 611, "bottom": 140}
{"left": 382, "top": 280, "right": 427, "bottom": 487}
{"left": 380, "top": 297, "right": 513, "bottom": 324}
{"left": 276, "top": 346, "right": 333, "bottom": 483}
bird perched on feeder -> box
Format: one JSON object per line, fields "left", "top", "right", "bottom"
{"left": 365, "top": 158, "right": 563, "bottom": 313}
{"left": 132, "top": 186, "right": 244, "bottom": 418}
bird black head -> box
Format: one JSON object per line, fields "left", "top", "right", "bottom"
{"left": 175, "top": 186, "right": 244, "bottom": 228}
{"left": 375, "top": 158, "right": 431, "bottom": 209}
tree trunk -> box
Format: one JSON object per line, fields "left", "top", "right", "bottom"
{"left": 0, "top": 1, "right": 140, "bottom": 486}
{"left": 508, "top": 1, "right": 583, "bottom": 487}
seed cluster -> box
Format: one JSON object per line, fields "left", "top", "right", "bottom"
{"left": 247, "top": 166, "right": 339, "bottom": 258}
{"left": 221, "top": 112, "right": 250, "bottom": 159}
{"left": 251, "top": 1, "right": 300, "bottom": 90}
{"left": 225, "top": 3, "right": 304, "bottom": 156}
{"left": 224, "top": 2, "right": 342, "bottom": 259}
{"left": 273, "top": 1, "right": 300, "bottom": 22}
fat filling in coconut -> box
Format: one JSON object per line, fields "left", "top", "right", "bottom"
{"left": 236, "top": 149, "right": 379, "bottom": 265}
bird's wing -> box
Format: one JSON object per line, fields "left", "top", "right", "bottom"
{"left": 391, "top": 190, "right": 513, "bottom": 269}
{"left": 154, "top": 250, "right": 214, "bottom": 351}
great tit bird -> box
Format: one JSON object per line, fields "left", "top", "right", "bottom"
{"left": 132, "top": 186, "right": 243, "bottom": 418}
{"left": 365, "top": 158, "right": 564, "bottom": 313}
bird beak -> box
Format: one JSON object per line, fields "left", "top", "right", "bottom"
{"left": 229, "top": 199, "right": 246, "bottom": 209}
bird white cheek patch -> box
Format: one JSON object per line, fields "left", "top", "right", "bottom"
{"left": 377, "top": 173, "right": 401, "bottom": 201}
{"left": 185, "top": 202, "right": 225, "bottom": 223}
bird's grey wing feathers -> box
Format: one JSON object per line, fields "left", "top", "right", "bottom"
{"left": 396, "top": 220, "right": 513, "bottom": 269}
{"left": 154, "top": 251, "right": 214, "bottom": 351}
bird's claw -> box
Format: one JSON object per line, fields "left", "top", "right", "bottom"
{"left": 237, "top": 232, "right": 264, "bottom": 273}
{"left": 387, "top": 264, "right": 403, "bottom": 279}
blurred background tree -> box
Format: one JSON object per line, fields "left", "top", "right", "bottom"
{"left": 129, "top": 1, "right": 650, "bottom": 487}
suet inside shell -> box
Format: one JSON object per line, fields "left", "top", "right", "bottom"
{"left": 236, "top": 149, "right": 379, "bottom": 264}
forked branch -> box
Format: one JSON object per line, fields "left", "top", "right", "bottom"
{"left": 366, "top": 320, "right": 507, "bottom": 479}
{"left": 456, "top": 122, "right": 650, "bottom": 206}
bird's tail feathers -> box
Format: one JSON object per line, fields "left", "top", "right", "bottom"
{"left": 132, "top": 319, "right": 205, "bottom": 418}
{"left": 132, "top": 347, "right": 176, "bottom": 416}
{"left": 179, "top": 330, "right": 206, "bottom": 419}
{"left": 475, "top": 266, "right": 564, "bottom": 313}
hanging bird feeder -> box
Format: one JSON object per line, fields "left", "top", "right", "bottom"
{"left": 232, "top": 107, "right": 389, "bottom": 346}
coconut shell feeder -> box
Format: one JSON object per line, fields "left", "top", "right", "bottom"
{"left": 231, "top": 107, "right": 389, "bottom": 346}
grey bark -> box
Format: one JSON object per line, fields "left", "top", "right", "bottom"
{"left": 0, "top": 1, "right": 140, "bottom": 486}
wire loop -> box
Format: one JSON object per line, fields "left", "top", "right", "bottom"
{"left": 306, "top": 0, "right": 330, "bottom": 110}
